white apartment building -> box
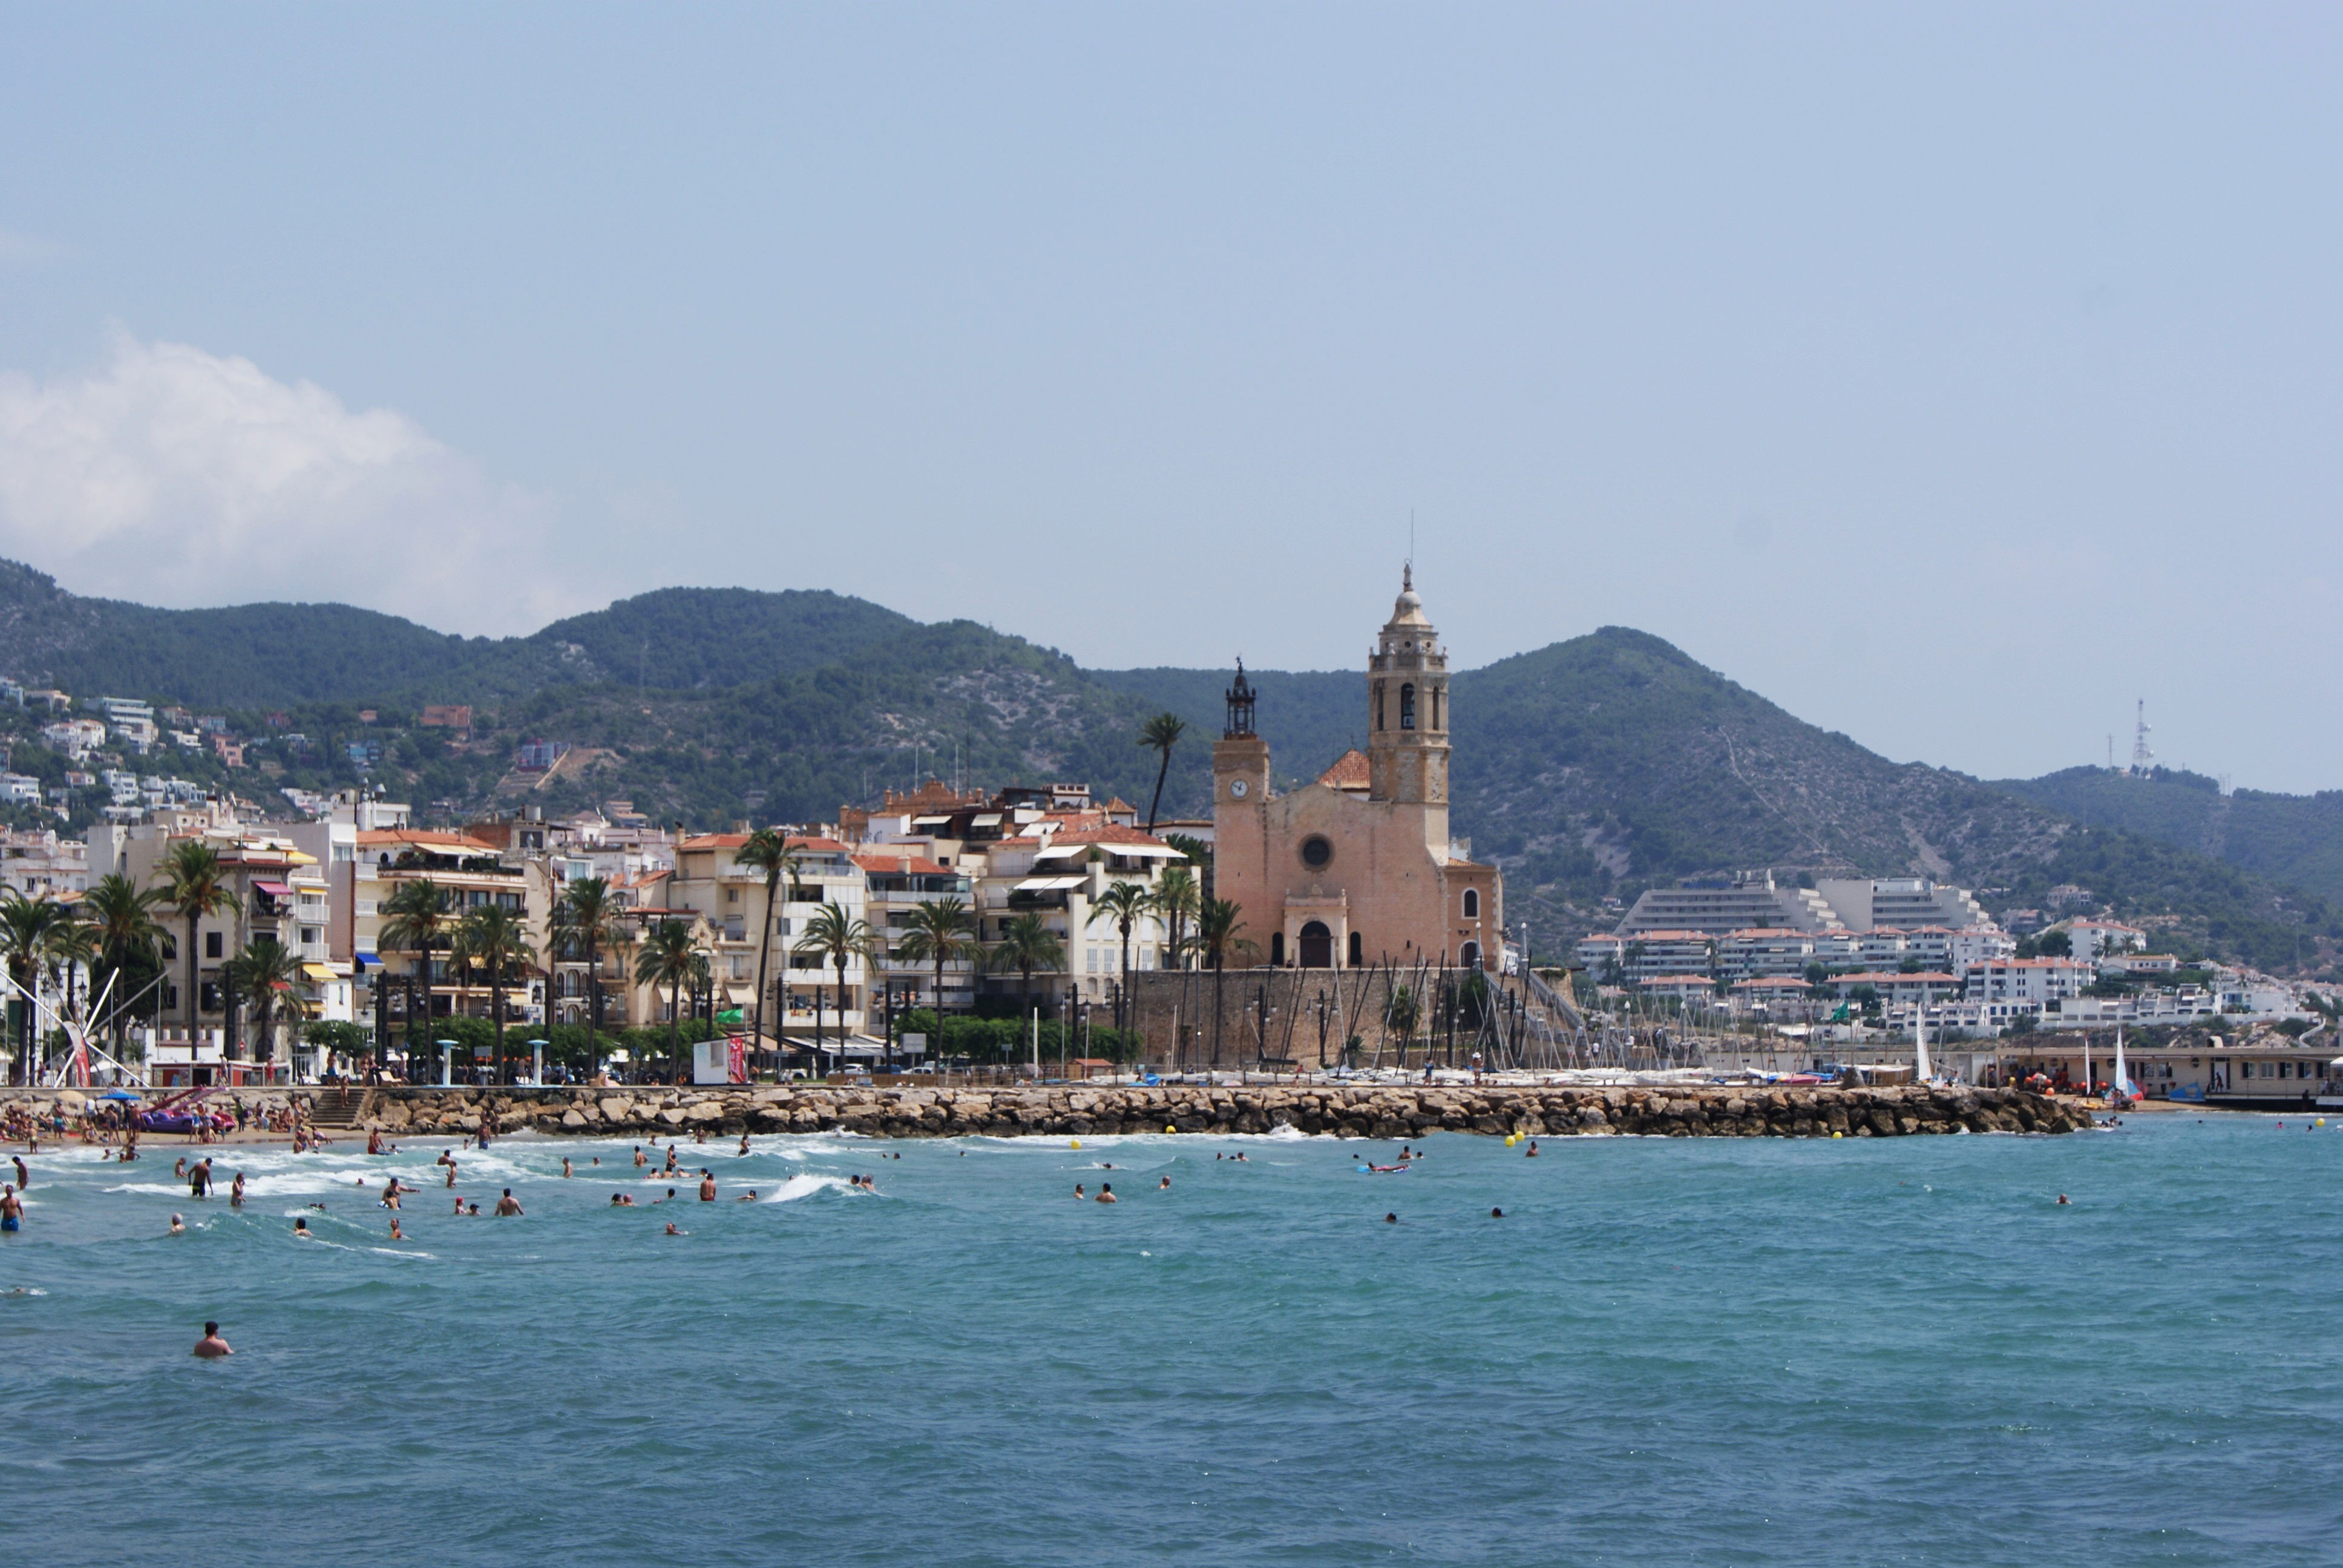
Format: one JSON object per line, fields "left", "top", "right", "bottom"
{"left": 2059, "top": 919, "right": 2147, "bottom": 964}
{"left": 1968, "top": 956, "right": 2090, "bottom": 1010}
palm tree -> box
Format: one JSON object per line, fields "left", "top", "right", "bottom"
{"left": 454, "top": 902, "right": 534, "bottom": 1084}
{"left": 794, "top": 903, "right": 877, "bottom": 1076}
{"left": 554, "top": 877, "right": 628, "bottom": 1080}
{"left": 988, "top": 912, "right": 1066, "bottom": 1065}
{"left": 1139, "top": 712, "right": 1187, "bottom": 835}
{"left": 637, "top": 918, "right": 700, "bottom": 1085}
{"left": 154, "top": 839, "right": 239, "bottom": 1059}
{"left": 81, "top": 872, "right": 164, "bottom": 1060}
{"left": 896, "top": 895, "right": 979, "bottom": 1045}
{"left": 1190, "top": 897, "right": 1252, "bottom": 1068}
{"left": 378, "top": 878, "right": 450, "bottom": 1079}
{"left": 0, "top": 893, "right": 68, "bottom": 1085}
{"left": 1087, "top": 881, "right": 1152, "bottom": 1051}
{"left": 227, "top": 937, "right": 302, "bottom": 1071}
{"left": 732, "top": 829, "right": 800, "bottom": 1080}
{"left": 1152, "top": 866, "right": 1200, "bottom": 972}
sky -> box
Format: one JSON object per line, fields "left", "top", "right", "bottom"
{"left": 1, "top": 5, "right": 2339, "bottom": 791}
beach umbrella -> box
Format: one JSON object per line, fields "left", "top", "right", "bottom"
{"left": 100, "top": 1089, "right": 140, "bottom": 1101}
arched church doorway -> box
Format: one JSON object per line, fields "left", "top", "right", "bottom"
{"left": 1459, "top": 940, "right": 1480, "bottom": 970}
{"left": 1299, "top": 920, "right": 1333, "bottom": 969}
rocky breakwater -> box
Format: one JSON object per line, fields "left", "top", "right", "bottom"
{"left": 360, "top": 1083, "right": 2094, "bottom": 1140}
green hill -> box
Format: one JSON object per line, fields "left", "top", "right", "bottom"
{"left": 1, "top": 558, "right": 2331, "bottom": 975}
{"left": 1995, "top": 766, "right": 2343, "bottom": 911}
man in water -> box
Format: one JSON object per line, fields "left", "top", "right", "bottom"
{"left": 737, "top": 1189, "right": 758, "bottom": 1201}
{"left": 610, "top": 1192, "right": 634, "bottom": 1206}
{"left": 1158, "top": 1175, "right": 1170, "bottom": 1191}
{"left": 1073, "top": 1183, "right": 1086, "bottom": 1200}
{"left": 633, "top": 1146, "right": 647, "bottom": 1168}
{"left": 1524, "top": 1140, "right": 1539, "bottom": 1157}
{"left": 190, "top": 1158, "right": 215, "bottom": 1199}
{"left": 193, "top": 1322, "right": 232, "bottom": 1358}
{"left": 738, "top": 1132, "right": 751, "bottom": 1155}
{"left": 367, "top": 1128, "right": 385, "bottom": 1155}
{"left": 169, "top": 1214, "right": 186, "bottom": 1235}
{"left": 230, "top": 1172, "right": 247, "bottom": 1207}
{"left": 388, "top": 1218, "right": 405, "bottom": 1241}
{"left": 0, "top": 1183, "right": 20, "bottom": 1232}
{"left": 381, "top": 1176, "right": 410, "bottom": 1209}
{"left": 292, "top": 1218, "right": 313, "bottom": 1239}
{"left": 10, "top": 1152, "right": 27, "bottom": 1189}
{"left": 664, "top": 1221, "right": 681, "bottom": 1235}
{"left": 698, "top": 1171, "right": 716, "bottom": 1202}
{"left": 1096, "top": 1183, "right": 1116, "bottom": 1203}
{"left": 562, "top": 1158, "right": 574, "bottom": 1179}
{"left": 494, "top": 1189, "right": 523, "bottom": 1217}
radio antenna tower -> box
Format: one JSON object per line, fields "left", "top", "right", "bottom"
{"left": 2129, "top": 700, "right": 2154, "bottom": 775}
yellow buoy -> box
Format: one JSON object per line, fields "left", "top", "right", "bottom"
{"left": 1166, "top": 1125, "right": 1177, "bottom": 1135}
{"left": 1070, "top": 1139, "right": 1081, "bottom": 1149}
{"left": 1504, "top": 1134, "right": 1517, "bottom": 1146}
{"left": 1831, "top": 1131, "right": 1843, "bottom": 1138}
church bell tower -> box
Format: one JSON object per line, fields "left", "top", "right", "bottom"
{"left": 1366, "top": 566, "right": 1449, "bottom": 809}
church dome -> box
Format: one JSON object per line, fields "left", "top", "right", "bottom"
{"left": 1385, "top": 564, "right": 1431, "bottom": 630}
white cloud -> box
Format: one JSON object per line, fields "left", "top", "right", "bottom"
{"left": 0, "top": 333, "right": 585, "bottom": 635}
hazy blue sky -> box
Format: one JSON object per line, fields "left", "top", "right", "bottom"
{"left": 2, "top": 6, "right": 2338, "bottom": 789}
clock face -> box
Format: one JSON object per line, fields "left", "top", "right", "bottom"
{"left": 1229, "top": 778, "right": 1250, "bottom": 798}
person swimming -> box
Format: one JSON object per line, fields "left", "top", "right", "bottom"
{"left": 494, "top": 1189, "right": 523, "bottom": 1217}
{"left": 388, "top": 1218, "right": 405, "bottom": 1240}
{"left": 664, "top": 1221, "right": 682, "bottom": 1235}
{"left": 292, "top": 1218, "right": 313, "bottom": 1239}
{"left": 1158, "top": 1175, "right": 1171, "bottom": 1190}
{"left": 1073, "top": 1183, "right": 1086, "bottom": 1199}
{"left": 193, "top": 1321, "right": 232, "bottom": 1359}
{"left": 698, "top": 1172, "right": 717, "bottom": 1202}
{"left": 738, "top": 1190, "right": 758, "bottom": 1201}
{"left": 169, "top": 1213, "right": 185, "bottom": 1235}
{"left": 1096, "top": 1184, "right": 1117, "bottom": 1203}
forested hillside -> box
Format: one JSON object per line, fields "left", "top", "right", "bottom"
{"left": 1996, "top": 766, "right": 2343, "bottom": 910}
{"left": 1, "top": 558, "right": 2332, "bottom": 974}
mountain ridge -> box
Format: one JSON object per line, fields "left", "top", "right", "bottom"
{"left": 0, "top": 559, "right": 2332, "bottom": 974}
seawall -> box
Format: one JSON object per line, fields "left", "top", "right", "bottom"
{"left": 338, "top": 1082, "right": 2092, "bottom": 1139}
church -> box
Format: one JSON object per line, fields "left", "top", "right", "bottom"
{"left": 1211, "top": 569, "right": 1503, "bottom": 972}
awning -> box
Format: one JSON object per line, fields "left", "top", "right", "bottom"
{"left": 1013, "top": 875, "right": 1086, "bottom": 892}
{"left": 353, "top": 951, "right": 379, "bottom": 969}
{"left": 1035, "top": 841, "right": 1183, "bottom": 860}
{"left": 301, "top": 963, "right": 338, "bottom": 981}
{"left": 971, "top": 813, "right": 1002, "bottom": 827}
{"left": 912, "top": 815, "right": 951, "bottom": 826}
{"left": 253, "top": 880, "right": 293, "bottom": 897}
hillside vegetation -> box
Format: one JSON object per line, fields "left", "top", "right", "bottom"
{"left": 1, "top": 559, "right": 2333, "bottom": 975}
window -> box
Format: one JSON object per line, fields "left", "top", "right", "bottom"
{"left": 205, "top": 931, "right": 223, "bottom": 959}
{"left": 1400, "top": 683, "right": 1415, "bottom": 730}
{"left": 1462, "top": 889, "right": 1480, "bottom": 919}
{"left": 727, "top": 888, "right": 739, "bottom": 904}
{"left": 1375, "top": 683, "right": 1385, "bottom": 731}
{"left": 1348, "top": 931, "right": 1363, "bottom": 965}
{"left": 1300, "top": 835, "right": 1333, "bottom": 871}
{"left": 1270, "top": 932, "right": 1285, "bottom": 965}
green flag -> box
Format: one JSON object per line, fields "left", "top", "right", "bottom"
{"left": 716, "top": 1007, "right": 744, "bottom": 1028}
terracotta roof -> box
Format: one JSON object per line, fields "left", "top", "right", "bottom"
{"left": 358, "top": 829, "right": 499, "bottom": 852}
{"left": 1837, "top": 971, "right": 1959, "bottom": 984}
{"left": 1731, "top": 976, "right": 1814, "bottom": 990}
{"left": 680, "top": 833, "right": 752, "bottom": 850}
{"left": 785, "top": 835, "right": 850, "bottom": 852}
{"left": 854, "top": 854, "right": 954, "bottom": 875}
{"left": 1724, "top": 928, "right": 1813, "bottom": 940}
{"left": 1044, "top": 823, "right": 1182, "bottom": 851}
{"left": 1317, "top": 749, "right": 1371, "bottom": 789}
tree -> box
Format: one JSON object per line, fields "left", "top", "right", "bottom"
{"left": 795, "top": 903, "right": 878, "bottom": 1075}
{"left": 1188, "top": 897, "right": 1252, "bottom": 1068}
{"left": 553, "top": 877, "right": 628, "bottom": 1080}
{"left": 1384, "top": 982, "right": 1420, "bottom": 1057}
{"left": 154, "top": 839, "right": 239, "bottom": 1060}
{"left": 637, "top": 918, "right": 701, "bottom": 1084}
{"left": 82, "top": 872, "right": 165, "bottom": 1057}
{"left": 732, "top": 828, "right": 801, "bottom": 1079}
{"left": 226, "top": 937, "right": 301, "bottom": 1070}
{"left": 896, "top": 895, "right": 978, "bottom": 1032}
{"left": 454, "top": 901, "right": 534, "bottom": 1084}
{"left": 378, "top": 877, "right": 450, "bottom": 1077}
{"left": 0, "top": 892, "right": 68, "bottom": 1085}
{"left": 1139, "top": 712, "right": 1187, "bottom": 835}
{"left": 2035, "top": 929, "right": 2074, "bottom": 958}
{"left": 987, "top": 913, "right": 1066, "bottom": 1051}
{"left": 1151, "top": 867, "right": 1200, "bottom": 971}
{"left": 1087, "top": 881, "right": 1153, "bottom": 1047}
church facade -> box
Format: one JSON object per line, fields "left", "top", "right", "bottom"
{"left": 1211, "top": 570, "right": 1502, "bottom": 972}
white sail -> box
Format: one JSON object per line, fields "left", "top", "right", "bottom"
{"left": 1913, "top": 1000, "right": 1933, "bottom": 1083}
{"left": 2114, "top": 1022, "right": 2132, "bottom": 1101}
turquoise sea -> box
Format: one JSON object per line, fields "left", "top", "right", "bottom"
{"left": 1, "top": 1114, "right": 2336, "bottom": 1566}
